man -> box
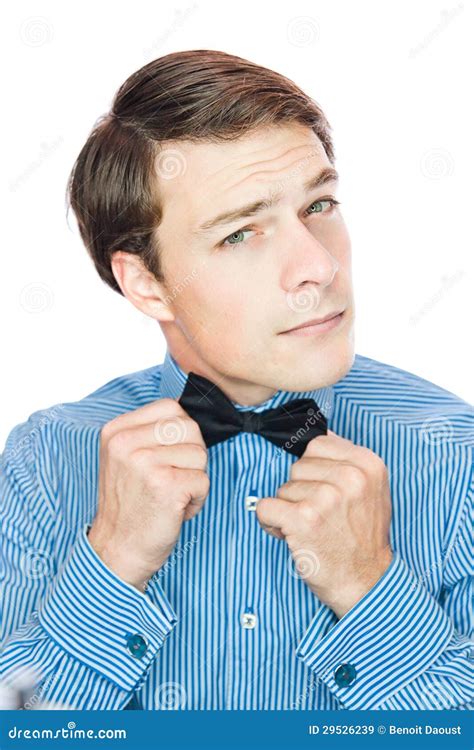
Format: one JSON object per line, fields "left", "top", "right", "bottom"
{"left": 1, "top": 49, "right": 472, "bottom": 711}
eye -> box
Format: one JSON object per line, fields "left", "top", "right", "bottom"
{"left": 217, "top": 197, "right": 341, "bottom": 248}
{"left": 219, "top": 229, "right": 255, "bottom": 247}
{"left": 304, "top": 198, "right": 340, "bottom": 216}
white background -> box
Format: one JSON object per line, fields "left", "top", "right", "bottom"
{"left": 1, "top": 0, "right": 472, "bottom": 449}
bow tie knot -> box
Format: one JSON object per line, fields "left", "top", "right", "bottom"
{"left": 241, "top": 410, "right": 264, "bottom": 434}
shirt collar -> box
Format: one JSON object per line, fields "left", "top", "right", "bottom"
{"left": 159, "top": 349, "right": 334, "bottom": 421}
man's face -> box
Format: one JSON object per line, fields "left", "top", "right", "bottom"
{"left": 154, "top": 123, "right": 355, "bottom": 400}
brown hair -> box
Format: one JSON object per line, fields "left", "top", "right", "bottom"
{"left": 67, "top": 49, "right": 335, "bottom": 296}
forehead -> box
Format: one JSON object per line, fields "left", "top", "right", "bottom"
{"left": 156, "top": 124, "right": 330, "bottom": 227}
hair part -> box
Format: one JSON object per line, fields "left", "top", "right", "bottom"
{"left": 67, "top": 49, "right": 335, "bottom": 296}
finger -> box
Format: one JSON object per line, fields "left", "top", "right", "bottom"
{"left": 259, "top": 523, "right": 285, "bottom": 541}
{"left": 105, "top": 397, "right": 190, "bottom": 435}
{"left": 170, "top": 467, "right": 211, "bottom": 506}
{"left": 137, "top": 443, "right": 208, "bottom": 471}
{"left": 290, "top": 456, "right": 350, "bottom": 483}
{"left": 106, "top": 416, "right": 207, "bottom": 452}
{"left": 276, "top": 480, "right": 325, "bottom": 503}
{"left": 256, "top": 497, "right": 297, "bottom": 535}
{"left": 303, "top": 431, "right": 359, "bottom": 461}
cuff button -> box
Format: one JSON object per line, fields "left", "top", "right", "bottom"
{"left": 334, "top": 662, "right": 357, "bottom": 687}
{"left": 126, "top": 633, "right": 149, "bottom": 659}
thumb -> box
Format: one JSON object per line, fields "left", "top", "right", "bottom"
{"left": 256, "top": 496, "right": 294, "bottom": 539}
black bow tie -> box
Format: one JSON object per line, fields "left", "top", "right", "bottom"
{"left": 178, "top": 371, "right": 327, "bottom": 458}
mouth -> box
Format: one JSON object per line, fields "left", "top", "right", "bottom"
{"left": 279, "top": 309, "right": 346, "bottom": 337}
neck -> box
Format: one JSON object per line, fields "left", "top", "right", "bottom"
{"left": 161, "top": 321, "right": 278, "bottom": 407}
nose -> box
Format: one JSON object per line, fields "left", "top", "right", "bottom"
{"left": 279, "top": 223, "right": 339, "bottom": 293}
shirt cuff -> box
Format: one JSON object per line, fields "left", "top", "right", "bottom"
{"left": 38, "top": 523, "right": 178, "bottom": 692}
{"left": 295, "top": 551, "right": 454, "bottom": 708}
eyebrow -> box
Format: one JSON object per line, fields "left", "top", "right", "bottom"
{"left": 192, "top": 166, "right": 339, "bottom": 236}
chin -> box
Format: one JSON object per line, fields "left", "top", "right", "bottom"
{"left": 276, "top": 340, "right": 355, "bottom": 392}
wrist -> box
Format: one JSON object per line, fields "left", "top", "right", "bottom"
{"left": 329, "top": 549, "right": 394, "bottom": 619}
{"left": 86, "top": 525, "right": 153, "bottom": 593}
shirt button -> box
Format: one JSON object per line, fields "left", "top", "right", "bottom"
{"left": 334, "top": 663, "right": 357, "bottom": 687}
{"left": 241, "top": 611, "right": 257, "bottom": 629}
{"left": 126, "top": 633, "right": 149, "bottom": 659}
{"left": 245, "top": 495, "right": 259, "bottom": 511}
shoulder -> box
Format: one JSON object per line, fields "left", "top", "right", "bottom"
{"left": 334, "top": 353, "right": 473, "bottom": 448}
{"left": 1, "top": 361, "right": 164, "bottom": 470}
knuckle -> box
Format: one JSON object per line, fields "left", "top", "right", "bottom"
{"left": 129, "top": 447, "right": 152, "bottom": 469}
{"left": 298, "top": 501, "right": 319, "bottom": 525}
{"left": 289, "top": 459, "right": 306, "bottom": 480}
{"left": 100, "top": 419, "right": 115, "bottom": 442}
{"left": 158, "top": 397, "right": 177, "bottom": 408}
{"left": 106, "top": 429, "right": 129, "bottom": 457}
{"left": 343, "top": 465, "right": 367, "bottom": 493}
{"left": 319, "top": 483, "right": 341, "bottom": 505}
{"left": 193, "top": 444, "right": 208, "bottom": 465}
{"left": 200, "top": 473, "right": 211, "bottom": 494}
{"left": 153, "top": 464, "right": 176, "bottom": 485}
{"left": 361, "top": 446, "right": 381, "bottom": 466}
{"left": 158, "top": 397, "right": 184, "bottom": 415}
{"left": 374, "top": 454, "right": 388, "bottom": 476}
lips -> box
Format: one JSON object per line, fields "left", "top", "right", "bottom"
{"left": 280, "top": 309, "right": 345, "bottom": 334}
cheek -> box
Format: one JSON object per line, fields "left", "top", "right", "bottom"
{"left": 315, "top": 216, "right": 351, "bottom": 257}
{"left": 333, "top": 221, "right": 352, "bottom": 263}
{"left": 171, "top": 275, "right": 245, "bottom": 333}
{"left": 196, "top": 269, "right": 253, "bottom": 317}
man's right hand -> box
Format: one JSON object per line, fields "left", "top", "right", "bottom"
{"left": 87, "top": 398, "right": 210, "bottom": 592}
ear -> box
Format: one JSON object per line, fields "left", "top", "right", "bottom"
{"left": 110, "top": 251, "right": 175, "bottom": 322}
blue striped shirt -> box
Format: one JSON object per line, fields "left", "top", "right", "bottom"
{"left": 1, "top": 350, "right": 473, "bottom": 710}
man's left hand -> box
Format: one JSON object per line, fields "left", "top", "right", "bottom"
{"left": 256, "top": 429, "right": 394, "bottom": 619}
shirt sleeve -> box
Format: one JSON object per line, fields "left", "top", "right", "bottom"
{"left": 0, "top": 427, "right": 178, "bottom": 710}
{"left": 294, "top": 480, "right": 474, "bottom": 710}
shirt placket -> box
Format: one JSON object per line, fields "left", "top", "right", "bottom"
{"left": 223, "top": 433, "right": 267, "bottom": 709}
